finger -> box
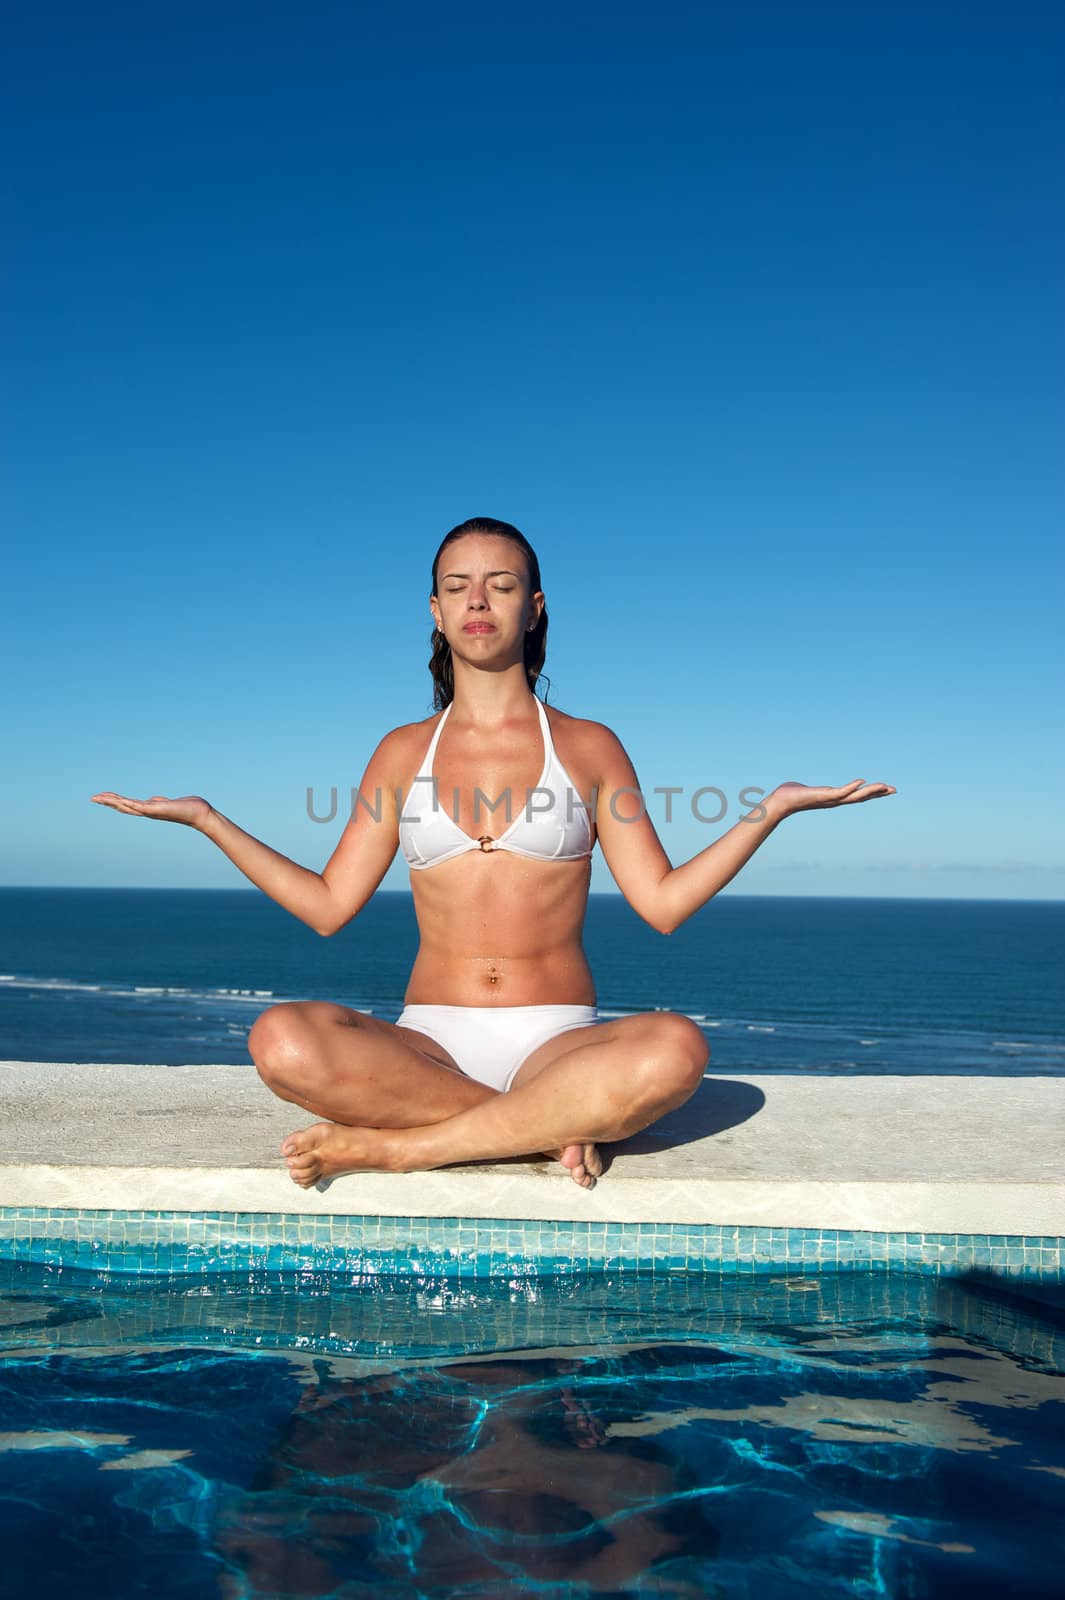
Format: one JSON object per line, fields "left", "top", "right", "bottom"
{"left": 94, "top": 797, "right": 149, "bottom": 815}
{"left": 841, "top": 783, "right": 895, "bottom": 804}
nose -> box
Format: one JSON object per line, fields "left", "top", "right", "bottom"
{"left": 466, "top": 586, "right": 488, "bottom": 609}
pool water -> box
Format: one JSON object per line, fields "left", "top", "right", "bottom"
{"left": 0, "top": 1263, "right": 1062, "bottom": 1598}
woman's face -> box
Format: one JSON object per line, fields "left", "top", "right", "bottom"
{"left": 431, "top": 535, "right": 542, "bottom": 656}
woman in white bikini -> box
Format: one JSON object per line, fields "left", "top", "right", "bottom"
{"left": 91, "top": 516, "right": 895, "bottom": 1190}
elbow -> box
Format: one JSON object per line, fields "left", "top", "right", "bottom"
{"left": 315, "top": 890, "right": 343, "bottom": 936}
{"left": 651, "top": 875, "right": 677, "bottom": 935}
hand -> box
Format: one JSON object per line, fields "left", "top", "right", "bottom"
{"left": 89, "top": 792, "right": 213, "bottom": 830}
{"left": 770, "top": 779, "right": 896, "bottom": 819}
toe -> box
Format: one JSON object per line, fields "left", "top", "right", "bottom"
{"left": 285, "top": 1155, "right": 318, "bottom": 1180}
{"left": 282, "top": 1123, "right": 326, "bottom": 1158}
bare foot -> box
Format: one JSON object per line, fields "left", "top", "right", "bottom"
{"left": 280, "top": 1123, "right": 392, "bottom": 1188}
{"left": 553, "top": 1142, "right": 601, "bottom": 1190}
{"left": 281, "top": 1124, "right": 602, "bottom": 1191}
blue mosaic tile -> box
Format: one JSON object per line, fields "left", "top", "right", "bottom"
{"left": 0, "top": 1209, "right": 1062, "bottom": 1281}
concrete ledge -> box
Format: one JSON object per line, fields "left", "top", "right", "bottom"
{"left": 1, "top": 1062, "right": 1062, "bottom": 1236}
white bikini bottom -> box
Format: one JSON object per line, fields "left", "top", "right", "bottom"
{"left": 395, "top": 1003, "right": 600, "bottom": 1093}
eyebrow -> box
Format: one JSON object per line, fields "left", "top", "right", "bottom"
{"left": 440, "top": 569, "right": 521, "bottom": 580}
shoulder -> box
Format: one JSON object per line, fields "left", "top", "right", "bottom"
{"left": 360, "top": 713, "right": 443, "bottom": 785}
{"left": 388, "top": 710, "right": 445, "bottom": 747}
{"left": 542, "top": 704, "right": 632, "bottom": 784}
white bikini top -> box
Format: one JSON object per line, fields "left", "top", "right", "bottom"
{"left": 400, "top": 697, "right": 594, "bottom": 870}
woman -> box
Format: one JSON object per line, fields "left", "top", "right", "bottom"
{"left": 91, "top": 516, "right": 895, "bottom": 1190}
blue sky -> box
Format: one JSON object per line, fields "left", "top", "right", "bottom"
{"left": 4, "top": 1, "right": 1062, "bottom": 899}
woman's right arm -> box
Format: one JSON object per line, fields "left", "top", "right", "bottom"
{"left": 90, "top": 729, "right": 408, "bottom": 937}
{"left": 199, "top": 807, "right": 342, "bottom": 934}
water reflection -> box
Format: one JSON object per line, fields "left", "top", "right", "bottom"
{"left": 216, "top": 1349, "right": 722, "bottom": 1595}
{"left": 0, "top": 1268, "right": 1063, "bottom": 1597}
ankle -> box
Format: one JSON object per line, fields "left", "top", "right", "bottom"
{"left": 377, "top": 1128, "right": 417, "bottom": 1173}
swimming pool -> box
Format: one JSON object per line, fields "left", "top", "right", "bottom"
{"left": 2, "top": 1259, "right": 1062, "bottom": 1598}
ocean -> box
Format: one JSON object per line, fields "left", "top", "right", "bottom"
{"left": 0, "top": 888, "right": 1062, "bottom": 1075}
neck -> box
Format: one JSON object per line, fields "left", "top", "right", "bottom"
{"left": 448, "top": 659, "right": 537, "bottom": 725}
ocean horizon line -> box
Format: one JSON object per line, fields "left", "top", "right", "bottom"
{"left": 1, "top": 885, "right": 1063, "bottom": 906}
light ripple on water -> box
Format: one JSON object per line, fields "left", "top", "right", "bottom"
{"left": 0, "top": 1266, "right": 1061, "bottom": 1598}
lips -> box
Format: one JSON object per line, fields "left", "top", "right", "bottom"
{"left": 463, "top": 623, "right": 496, "bottom": 633}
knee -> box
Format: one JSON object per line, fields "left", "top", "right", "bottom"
{"left": 646, "top": 1012, "right": 710, "bottom": 1095}
{"left": 247, "top": 1002, "right": 318, "bottom": 1088}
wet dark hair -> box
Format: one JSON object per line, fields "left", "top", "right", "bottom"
{"left": 428, "top": 517, "right": 550, "bottom": 709}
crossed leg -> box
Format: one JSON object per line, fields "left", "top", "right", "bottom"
{"left": 248, "top": 1002, "right": 598, "bottom": 1188}
{"left": 248, "top": 1003, "right": 709, "bottom": 1191}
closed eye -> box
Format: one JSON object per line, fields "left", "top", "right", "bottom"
{"left": 445, "top": 585, "right": 515, "bottom": 593}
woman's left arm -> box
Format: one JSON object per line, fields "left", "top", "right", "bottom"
{"left": 590, "top": 727, "right": 895, "bottom": 935}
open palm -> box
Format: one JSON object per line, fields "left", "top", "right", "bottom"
{"left": 89, "top": 792, "right": 212, "bottom": 829}
{"left": 772, "top": 779, "right": 896, "bottom": 816}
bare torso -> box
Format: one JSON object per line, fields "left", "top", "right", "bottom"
{"left": 394, "top": 701, "right": 599, "bottom": 1006}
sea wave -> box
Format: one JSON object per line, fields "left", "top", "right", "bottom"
{"left": 991, "top": 1039, "right": 1065, "bottom": 1053}
{"left": 0, "top": 974, "right": 294, "bottom": 1007}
